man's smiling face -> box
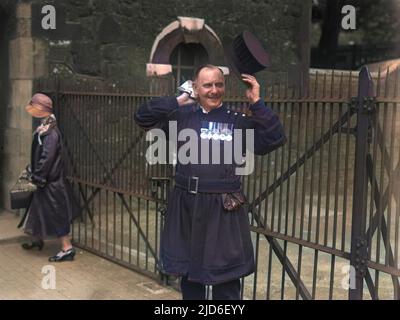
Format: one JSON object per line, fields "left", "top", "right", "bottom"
{"left": 193, "top": 67, "right": 225, "bottom": 112}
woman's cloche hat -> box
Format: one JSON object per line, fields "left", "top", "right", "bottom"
{"left": 25, "top": 93, "right": 53, "bottom": 118}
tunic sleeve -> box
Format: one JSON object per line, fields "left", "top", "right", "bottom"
{"left": 134, "top": 96, "right": 179, "bottom": 131}
{"left": 245, "top": 99, "right": 287, "bottom": 155}
{"left": 31, "top": 130, "right": 59, "bottom": 187}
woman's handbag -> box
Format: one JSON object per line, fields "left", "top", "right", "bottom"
{"left": 9, "top": 170, "right": 37, "bottom": 210}
{"left": 222, "top": 192, "right": 246, "bottom": 212}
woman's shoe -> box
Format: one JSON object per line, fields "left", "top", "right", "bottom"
{"left": 48, "top": 248, "right": 76, "bottom": 262}
{"left": 22, "top": 239, "right": 44, "bottom": 251}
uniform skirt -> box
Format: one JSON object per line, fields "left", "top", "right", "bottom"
{"left": 160, "top": 187, "right": 255, "bottom": 285}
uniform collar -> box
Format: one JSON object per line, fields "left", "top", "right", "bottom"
{"left": 199, "top": 103, "right": 223, "bottom": 114}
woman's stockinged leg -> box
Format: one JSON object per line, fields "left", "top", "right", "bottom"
{"left": 60, "top": 235, "right": 73, "bottom": 251}
{"left": 48, "top": 235, "right": 76, "bottom": 262}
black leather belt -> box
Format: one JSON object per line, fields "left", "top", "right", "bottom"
{"left": 174, "top": 173, "right": 241, "bottom": 194}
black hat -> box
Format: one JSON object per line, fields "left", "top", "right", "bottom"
{"left": 225, "top": 31, "right": 270, "bottom": 78}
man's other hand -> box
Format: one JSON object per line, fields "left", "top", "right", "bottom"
{"left": 177, "top": 92, "right": 196, "bottom": 106}
{"left": 241, "top": 74, "right": 260, "bottom": 104}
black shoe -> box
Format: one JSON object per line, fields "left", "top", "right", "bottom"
{"left": 48, "top": 248, "right": 76, "bottom": 262}
{"left": 22, "top": 239, "right": 44, "bottom": 251}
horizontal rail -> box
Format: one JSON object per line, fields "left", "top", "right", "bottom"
{"left": 68, "top": 176, "right": 156, "bottom": 202}
{"left": 250, "top": 226, "right": 351, "bottom": 260}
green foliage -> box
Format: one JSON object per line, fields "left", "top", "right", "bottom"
{"left": 356, "top": 0, "right": 400, "bottom": 46}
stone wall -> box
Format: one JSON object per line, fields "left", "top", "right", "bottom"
{"left": 30, "top": 0, "right": 311, "bottom": 83}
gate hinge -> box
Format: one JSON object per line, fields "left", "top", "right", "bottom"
{"left": 350, "top": 97, "right": 376, "bottom": 114}
{"left": 353, "top": 237, "right": 369, "bottom": 277}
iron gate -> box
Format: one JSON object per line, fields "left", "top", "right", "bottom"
{"left": 35, "top": 66, "right": 400, "bottom": 299}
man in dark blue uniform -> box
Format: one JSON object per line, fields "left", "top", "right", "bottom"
{"left": 135, "top": 65, "right": 286, "bottom": 299}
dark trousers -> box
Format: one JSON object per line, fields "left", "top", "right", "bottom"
{"left": 180, "top": 276, "right": 241, "bottom": 300}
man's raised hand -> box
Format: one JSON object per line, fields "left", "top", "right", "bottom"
{"left": 241, "top": 74, "right": 260, "bottom": 105}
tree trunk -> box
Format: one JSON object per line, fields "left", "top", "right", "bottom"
{"left": 318, "top": 0, "right": 345, "bottom": 67}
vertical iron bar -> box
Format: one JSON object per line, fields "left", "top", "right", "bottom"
{"left": 137, "top": 197, "right": 141, "bottom": 267}
{"left": 295, "top": 245, "right": 303, "bottom": 300}
{"left": 291, "top": 101, "right": 302, "bottom": 237}
{"left": 121, "top": 194, "right": 124, "bottom": 261}
{"left": 341, "top": 101, "right": 351, "bottom": 251}
{"left": 252, "top": 233, "right": 260, "bottom": 299}
{"left": 323, "top": 103, "right": 333, "bottom": 247}
{"left": 300, "top": 101, "right": 309, "bottom": 240}
{"left": 78, "top": 182, "right": 82, "bottom": 244}
{"left": 146, "top": 199, "right": 149, "bottom": 270}
{"left": 333, "top": 103, "right": 342, "bottom": 249}
{"left": 311, "top": 250, "right": 319, "bottom": 299}
{"left": 368, "top": 103, "right": 379, "bottom": 261}
{"left": 106, "top": 190, "right": 109, "bottom": 256}
{"left": 393, "top": 67, "right": 399, "bottom": 271}
{"left": 84, "top": 184, "right": 88, "bottom": 246}
{"left": 276, "top": 100, "right": 286, "bottom": 233}
{"left": 280, "top": 240, "right": 288, "bottom": 300}
{"left": 329, "top": 255, "right": 336, "bottom": 299}
{"left": 315, "top": 100, "right": 326, "bottom": 244}
{"left": 375, "top": 103, "right": 387, "bottom": 297}
{"left": 129, "top": 195, "right": 132, "bottom": 265}
{"left": 113, "top": 191, "right": 116, "bottom": 257}
{"left": 349, "top": 66, "right": 374, "bottom": 300}
{"left": 91, "top": 186, "right": 94, "bottom": 248}
{"left": 385, "top": 103, "right": 396, "bottom": 268}
{"left": 307, "top": 102, "right": 318, "bottom": 242}
{"left": 99, "top": 188, "right": 102, "bottom": 252}
{"left": 266, "top": 242, "right": 273, "bottom": 300}
{"left": 284, "top": 100, "right": 294, "bottom": 235}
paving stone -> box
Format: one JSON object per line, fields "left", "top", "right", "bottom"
{"left": 0, "top": 210, "right": 180, "bottom": 300}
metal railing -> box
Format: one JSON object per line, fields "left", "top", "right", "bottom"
{"left": 35, "top": 66, "right": 400, "bottom": 299}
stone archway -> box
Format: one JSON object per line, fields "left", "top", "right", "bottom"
{"left": 146, "top": 17, "right": 227, "bottom": 78}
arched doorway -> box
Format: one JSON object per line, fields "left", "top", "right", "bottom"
{"left": 170, "top": 42, "right": 209, "bottom": 87}
{"left": 146, "top": 17, "right": 227, "bottom": 89}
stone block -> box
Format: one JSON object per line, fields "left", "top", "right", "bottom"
{"left": 16, "top": 2, "right": 31, "bottom": 19}
{"left": 2, "top": 128, "right": 21, "bottom": 157}
{"left": 117, "top": 46, "right": 130, "bottom": 60}
{"left": 101, "top": 44, "right": 118, "bottom": 61}
{"left": 0, "top": 184, "right": 14, "bottom": 211}
{"left": 19, "top": 129, "right": 33, "bottom": 157}
{"left": 2, "top": 154, "right": 23, "bottom": 182}
{"left": 71, "top": 41, "right": 101, "bottom": 76}
{"left": 33, "top": 39, "right": 48, "bottom": 78}
{"left": 5, "top": 107, "right": 20, "bottom": 130}
{"left": 16, "top": 18, "right": 32, "bottom": 38}
{"left": 9, "top": 38, "right": 34, "bottom": 80}
{"left": 0, "top": 147, "right": 30, "bottom": 210}
{"left": 10, "top": 80, "right": 32, "bottom": 109}
{"left": 9, "top": 80, "right": 33, "bottom": 131}
{"left": 98, "top": 16, "right": 121, "bottom": 44}
{"left": 2, "top": 163, "right": 23, "bottom": 209}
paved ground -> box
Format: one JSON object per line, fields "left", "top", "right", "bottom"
{"left": 0, "top": 210, "right": 180, "bottom": 300}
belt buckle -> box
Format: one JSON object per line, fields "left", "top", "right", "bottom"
{"left": 188, "top": 176, "right": 199, "bottom": 194}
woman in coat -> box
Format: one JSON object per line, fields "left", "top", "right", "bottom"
{"left": 20, "top": 93, "right": 81, "bottom": 262}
